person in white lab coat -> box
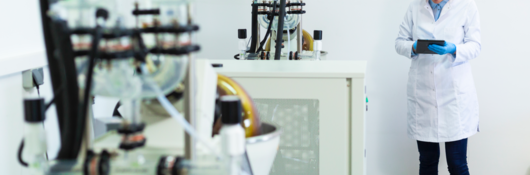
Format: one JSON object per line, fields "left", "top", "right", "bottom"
{"left": 395, "top": 0, "right": 481, "bottom": 174}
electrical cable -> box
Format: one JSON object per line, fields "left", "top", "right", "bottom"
{"left": 81, "top": 26, "right": 103, "bottom": 117}
{"left": 36, "top": 85, "right": 40, "bottom": 96}
{"left": 286, "top": 18, "right": 290, "bottom": 59}
{"left": 234, "top": 1, "right": 277, "bottom": 59}
{"left": 80, "top": 9, "right": 107, "bottom": 125}
{"left": 256, "top": 1, "right": 277, "bottom": 53}
{"left": 249, "top": 3, "right": 259, "bottom": 53}
{"left": 45, "top": 98, "right": 54, "bottom": 110}
{"left": 34, "top": 78, "right": 40, "bottom": 97}
{"left": 18, "top": 139, "right": 28, "bottom": 167}
{"left": 77, "top": 24, "right": 103, "bottom": 157}
{"left": 45, "top": 84, "right": 65, "bottom": 111}
{"left": 247, "top": 35, "right": 252, "bottom": 49}
{"left": 274, "top": 0, "right": 287, "bottom": 60}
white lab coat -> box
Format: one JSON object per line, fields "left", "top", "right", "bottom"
{"left": 395, "top": 0, "right": 481, "bottom": 142}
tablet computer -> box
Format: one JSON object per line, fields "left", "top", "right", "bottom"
{"left": 416, "top": 39, "right": 445, "bottom": 54}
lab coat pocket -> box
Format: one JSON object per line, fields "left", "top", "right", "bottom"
{"left": 444, "top": 25, "right": 464, "bottom": 43}
{"left": 451, "top": 64, "right": 471, "bottom": 96}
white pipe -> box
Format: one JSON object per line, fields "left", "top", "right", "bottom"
{"left": 140, "top": 65, "right": 221, "bottom": 159}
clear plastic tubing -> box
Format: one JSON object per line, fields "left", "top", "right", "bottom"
{"left": 313, "top": 30, "right": 323, "bottom": 61}
{"left": 238, "top": 29, "right": 247, "bottom": 60}
{"left": 121, "top": 99, "right": 141, "bottom": 124}
{"left": 140, "top": 65, "right": 221, "bottom": 159}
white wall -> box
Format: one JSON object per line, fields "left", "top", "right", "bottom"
{"left": 0, "top": 73, "right": 26, "bottom": 174}
{"left": 195, "top": 0, "right": 530, "bottom": 174}
{"left": 0, "top": 0, "right": 50, "bottom": 174}
{"left": 0, "top": 1, "right": 44, "bottom": 58}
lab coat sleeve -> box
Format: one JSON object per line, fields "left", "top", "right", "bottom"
{"left": 454, "top": 1, "right": 481, "bottom": 64}
{"left": 395, "top": 3, "right": 416, "bottom": 59}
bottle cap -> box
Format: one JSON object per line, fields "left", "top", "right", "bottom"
{"left": 24, "top": 98, "right": 46, "bottom": 123}
{"left": 238, "top": 29, "right": 247, "bottom": 39}
{"left": 96, "top": 8, "right": 109, "bottom": 20}
{"left": 314, "top": 30, "right": 323, "bottom": 40}
{"left": 221, "top": 96, "right": 243, "bottom": 124}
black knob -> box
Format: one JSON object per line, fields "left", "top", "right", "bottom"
{"left": 221, "top": 96, "right": 242, "bottom": 124}
{"left": 24, "top": 98, "right": 45, "bottom": 123}
{"left": 314, "top": 30, "right": 323, "bottom": 40}
{"left": 238, "top": 29, "right": 247, "bottom": 39}
{"left": 96, "top": 8, "right": 109, "bottom": 20}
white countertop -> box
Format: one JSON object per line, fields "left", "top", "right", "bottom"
{"left": 211, "top": 60, "right": 367, "bottom": 78}
{"left": 0, "top": 50, "right": 48, "bottom": 77}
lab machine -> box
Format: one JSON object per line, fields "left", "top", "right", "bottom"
{"left": 213, "top": 60, "right": 368, "bottom": 175}
{"left": 17, "top": 0, "right": 282, "bottom": 174}
{"left": 224, "top": 1, "right": 368, "bottom": 175}
{"left": 236, "top": 0, "right": 326, "bottom": 61}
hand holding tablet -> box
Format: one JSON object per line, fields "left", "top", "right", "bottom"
{"left": 415, "top": 39, "right": 445, "bottom": 54}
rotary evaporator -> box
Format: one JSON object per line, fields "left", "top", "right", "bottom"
{"left": 235, "top": 0, "right": 326, "bottom": 61}
{"left": 18, "top": 0, "right": 282, "bottom": 175}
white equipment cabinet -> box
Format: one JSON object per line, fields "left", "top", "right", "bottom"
{"left": 212, "top": 60, "right": 367, "bottom": 175}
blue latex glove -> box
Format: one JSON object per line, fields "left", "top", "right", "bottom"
{"left": 428, "top": 42, "right": 457, "bottom": 55}
{"left": 411, "top": 41, "right": 418, "bottom": 56}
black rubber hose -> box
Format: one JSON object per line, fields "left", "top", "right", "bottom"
{"left": 45, "top": 98, "right": 55, "bottom": 111}
{"left": 45, "top": 84, "right": 65, "bottom": 111}
{"left": 81, "top": 9, "right": 106, "bottom": 126}
{"left": 274, "top": 0, "right": 287, "bottom": 60}
{"left": 80, "top": 26, "right": 102, "bottom": 129}
{"left": 249, "top": 4, "right": 259, "bottom": 53}
{"left": 18, "top": 139, "right": 28, "bottom": 167}
{"left": 256, "top": 1, "right": 277, "bottom": 53}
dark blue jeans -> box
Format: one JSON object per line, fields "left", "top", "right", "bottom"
{"left": 417, "top": 138, "right": 470, "bottom": 175}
